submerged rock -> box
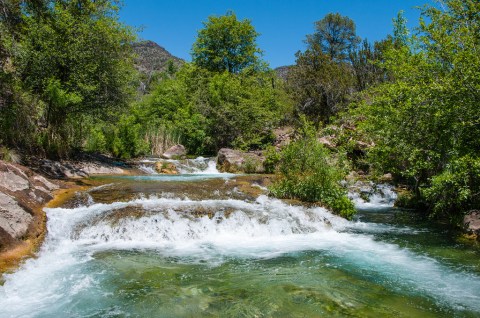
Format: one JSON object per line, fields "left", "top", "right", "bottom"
{"left": 161, "top": 145, "right": 186, "bottom": 160}
{"left": 155, "top": 161, "right": 179, "bottom": 174}
{"left": 217, "top": 148, "right": 265, "bottom": 173}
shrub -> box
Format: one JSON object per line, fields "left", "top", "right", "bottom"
{"left": 423, "top": 156, "right": 480, "bottom": 225}
{"left": 0, "top": 146, "right": 20, "bottom": 164}
{"left": 269, "top": 119, "right": 355, "bottom": 219}
{"left": 263, "top": 145, "right": 281, "bottom": 174}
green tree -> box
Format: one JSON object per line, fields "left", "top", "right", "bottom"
{"left": 349, "top": 39, "right": 389, "bottom": 91}
{"left": 356, "top": 0, "right": 480, "bottom": 223}
{"left": 287, "top": 43, "right": 356, "bottom": 125}
{"left": 191, "top": 11, "right": 262, "bottom": 73}
{"left": 307, "top": 13, "right": 360, "bottom": 62}
{"left": 18, "top": 0, "right": 136, "bottom": 156}
{"left": 137, "top": 64, "right": 290, "bottom": 154}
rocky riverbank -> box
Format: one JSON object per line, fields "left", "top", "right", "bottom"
{"left": 0, "top": 161, "right": 60, "bottom": 272}
{"left": 0, "top": 155, "right": 140, "bottom": 274}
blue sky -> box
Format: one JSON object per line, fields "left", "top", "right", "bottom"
{"left": 120, "top": 0, "right": 431, "bottom": 68}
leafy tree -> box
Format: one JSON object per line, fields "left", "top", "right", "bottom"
{"left": 349, "top": 39, "right": 389, "bottom": 91}
{"left": 286, "top": 43, "right": 356, "bottom": 125}
{"left": 192, "top": 11, "right": 262, "bottom": 73}
{"left": 356, "top": 0, "right": 480, "bottom": 223}
{"left": 393, "top": 11, "right": 410, "bottom": 46}
{"left": 285, "top": 13, "right": 366, "bottom": 125}
{"left": 17, "top": 0, "right": 135, "bottom": 156}
{"left": 306, "top": 13, "right": 360, "bottom": 62}
{"left": 137, "top": 64, "right": 290, "bottom": 155}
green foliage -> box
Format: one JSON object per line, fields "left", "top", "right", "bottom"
{"left": 307, "top": 13, "right": 360, "bottom": 62}
{"left": 269, "top": 119, "right": 355, "bottom": 219}
{"left": 354, "top": 0, "right": 480, "bottom": 224}
{"left": 0, "top": 0, "right": 137, "bottom": 157}
{"left": 263, "top": 146, "right": 281, "bottom": 174}
{"left": 138, "top": 64, "right": 290, "bottom": 154}
{"left": 242, "top": 156, "right": 261, "bottom": 174}
{"left": 287, "top": 47, "right": 356, "bottom": 125}
{"left": 0, "top": 146, "right": 20, "bottom": 164}
{"left": 423, "top": 156, "right": 480, "bottom": 224}
{"left": 287, "top": 13, "right": 385, "bottom": 125}
{"left": 392, "top": 11, "right": 410, "bottom": 45}
{"left": 192, "top": 11, "right": 262, "bottom": 73}
{"left": 84, "top": 126, "right": 107, "bottom": 153}
{"left": 349, "top": 39, "right": 389, "bottom": 91}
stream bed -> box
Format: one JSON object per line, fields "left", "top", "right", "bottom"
{"left": 0, "top": 162, "right": 479, "bottom": 317}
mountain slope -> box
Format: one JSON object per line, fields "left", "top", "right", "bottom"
{"left": 132, "top": 40, "right": 184, "bottom": 75}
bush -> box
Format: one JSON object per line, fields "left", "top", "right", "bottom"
{"left": 269, "top": 119, "right": 355, "bottom": 219}
{"left": 85, "top": 127, "right": 107, "bottom": 153}
{"left": 263, "top": 145, "right": 281, "bottom": 174}
{"left": 0, "top": 146, "right": 20, "bottom": 164}
{"left": 423, "top": 156, "right": 480, "bottom": 225}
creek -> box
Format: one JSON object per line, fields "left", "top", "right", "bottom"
{"left": 0, "top": 158, "right": 479, "bottom": 317}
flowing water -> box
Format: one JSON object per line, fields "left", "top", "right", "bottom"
{"left": 1, "top": 158, "right": 479, "bottom": 317}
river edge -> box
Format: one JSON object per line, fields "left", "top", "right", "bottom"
{"left": 2, "top": 155, "right": 478, "bottom": 280}
{"left": 0, "top": 154, "right": 275, "bottom": 278}
{"left": 0, "top": 157, "right": 143, "bottom": 277}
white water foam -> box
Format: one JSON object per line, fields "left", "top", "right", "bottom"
{"left": 1, "top": 195, "right": 479, "bottom": 316}
{"left": 137, "top": 157, "right": 223, "bottom": 175}
{"left": 349, "top": 183, "right": 398, "bottom": 210}
{"left": 138, "top": 164, "right": 158, "bottom": 175}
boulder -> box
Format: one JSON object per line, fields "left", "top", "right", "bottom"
{"left": 0, "top": 160, "right": 59, "bottom": 253}
{"left": 0, "top": 192, "right": 33, "bottom": 240}
{"left": 273, "top": 126, "right": 293, "bottom": 149}
{"left": 155, "top": 161, "right": 179, "bottom": 174}
{"left": 464, "top": 210, "right": 480, "bottom": 239}
{"left": 318, "top": 136, "right": 336, "bottom": 149}
{"left": 380, "top": 173, "right": 393, "bottom": 182}
{"left": 217, "top": 148, "right": 265, "bottom": 173}
{"left": 162, "top": 145, "right": 186, "bottom": 160}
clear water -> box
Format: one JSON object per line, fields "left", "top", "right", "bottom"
{"left": 0, "top": 172, "right": 479, "bottom": 318}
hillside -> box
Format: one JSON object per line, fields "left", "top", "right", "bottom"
{"left": 132, "top": 40, "right": 184, "bottom": 80}
{"left": 274, "top": 65, "right": 292, "bottom": 81}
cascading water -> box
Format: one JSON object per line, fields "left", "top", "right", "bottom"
{"left": 349, "top": 182, "right": 398, "bottom": 210}
{"left": 0, "top": 174, "right": 479, "bottom": 317}
{"left": 137, "top": 157, "right": 222, "bottom": 175}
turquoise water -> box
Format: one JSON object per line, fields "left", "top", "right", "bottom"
{"left": 0, "top": 174, "right": 479, "bottom": 317}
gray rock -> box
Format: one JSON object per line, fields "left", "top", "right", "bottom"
{"left": 0, "top": 160, "right": 59, "bottom": 253}
{"left": 162, "top": 145, "right": 186, "bottom": 160}
{"left": 318, "top": 136, "right": 336, "bottom": 149}
{"left": 37, "top": 159, "right": 125, "bottom": 179}
{"left": 33, "top": 175, "right": 59, "bottom": 191}
{"left": 0, "top": 192, "right": 33, "bottom": 239}
{"left": 0, "top": 170, "right": 29, "bottom": 192}
{"left": 464, "top": 210, "right": 480, "bottom": 236}
{"left": 217, "top": 148, "right": 265, "bottom": 173}
{"left": 273, "top": 126, "right": 293, "bottom": 149}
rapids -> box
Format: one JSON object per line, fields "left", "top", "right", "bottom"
{"left": 0, "top": 158, "right": 479, "bottom": 317}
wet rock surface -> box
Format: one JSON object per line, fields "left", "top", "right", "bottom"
{"left": 154, "top": 161, "right": 179, "bottom": 174}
